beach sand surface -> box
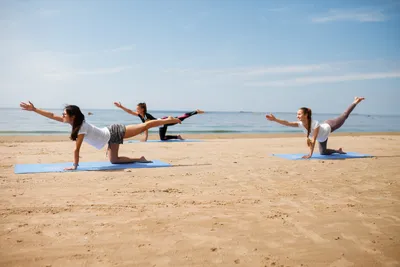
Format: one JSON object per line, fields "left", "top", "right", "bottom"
{"left": 1, "top": 133, "right": 399, "bottom": 267}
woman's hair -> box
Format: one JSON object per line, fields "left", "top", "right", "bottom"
{"left": 137, "top": 102, "right": 147, "bottom": 113}
{"left": 299, "top": 107, "right": 312, "bottom": 139}
{"left": 65, "top": 105, "right": 85, "bottom": 141}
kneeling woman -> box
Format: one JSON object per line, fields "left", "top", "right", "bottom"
{"left": 20, "top": 101, "right": 180, "bottom": 170}
{"left": 114, "top": 102, "right": 204, "bottom": 141}
{"left": 265, "top": 97, "right": 365, "bottom": 159}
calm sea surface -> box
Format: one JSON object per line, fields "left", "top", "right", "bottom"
{"left": 0, "top": 108, "right": 399, "bottom": 135}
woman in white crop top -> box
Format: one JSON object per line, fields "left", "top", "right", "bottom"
{"left": 20, "top": 101, "right": 181, "bottom": 170}
{"left": 265, "top": 97, "right": 365, "bottom": 159}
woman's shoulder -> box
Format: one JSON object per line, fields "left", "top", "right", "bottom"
{"left": 78, "top": 120, "right": 89, "bottom": 134}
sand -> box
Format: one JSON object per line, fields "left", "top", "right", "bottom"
{"left": 0, "top": 133, "right": 399, "bottom": 267}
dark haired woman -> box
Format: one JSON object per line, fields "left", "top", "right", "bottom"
{"left": 265, "top": 97, "right": 365, "bottom": 159}
{"left": 19, "top": 101, "right": 181, "bottom": 170}
{"left": 114, "top": 102, "right": 204, "bottom": 141}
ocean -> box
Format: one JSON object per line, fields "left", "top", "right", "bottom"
{"left": 0, "top": 108, "right": 399, "bottom": 136}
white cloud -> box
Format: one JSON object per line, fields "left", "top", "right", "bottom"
{"left": 216, "top": 64, "right": 330, "bottom": 76}
{"left": 267, "top": 7, "right": 288, "bottom": 12}
{"left": 16, "top": 44, "right": 136, "bottom": 62}
{"left": 43, "top": 66, "right": 132, "bottom": 80}
{"left": 37, "top": 8, "right": 60, "bottom": 18}
{"left": 245, "top": 71, "right": 400, "bottom": 87}
{"left": 105, "top": 45, "right": 135, "bottom": 53}
{"left": 0, "top": 42, "right": 133, "bottom": 84}
{"left": 312, "top": 8, "right": 387, "bottom": 23}
{"left": 161, "top": 61, "right": 400, "bottom": 88}
{"left": 163, "top": 62, "right": 353, "bottom": 77}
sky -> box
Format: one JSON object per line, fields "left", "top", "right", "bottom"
{"left": 0, "top": 0, "right": 399, "bottom": 115}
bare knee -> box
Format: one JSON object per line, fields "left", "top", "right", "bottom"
{"left": 108, "top": 143, "right": 120, "bottom": 163}
{"left": 108, "top": 151, "right": 120, "bottom": 164}
{"left": 109, "top": 155, "right": 119, "bottom": 164}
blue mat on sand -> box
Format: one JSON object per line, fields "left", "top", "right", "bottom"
{"left": 127, "top": 139, "right": 202, "bottom": 143}
{"left": 272, "top": 152, "right": 373, "bottom": 160}
{"left": 14, "top": 160, "right": 171, "bottom": 174}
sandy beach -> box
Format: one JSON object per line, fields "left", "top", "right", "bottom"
{"left": 1, "top": 132, "right": 399, "bottom": 267}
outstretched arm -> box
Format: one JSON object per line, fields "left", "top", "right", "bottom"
{"left": 141, "top": 130, "right": 149, "bottom": 142}
{"left": 114, "top": 102, "right": 138, "bottom": 116}
{"left": 20, "top": 101, "right": 63, "bottom": 122}
{"left": 266, "top": 114, "right": 299, "bottom": 127}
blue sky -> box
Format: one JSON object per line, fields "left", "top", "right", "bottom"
{"left": 1, "top": 0, "right": 399, "bottom": 115}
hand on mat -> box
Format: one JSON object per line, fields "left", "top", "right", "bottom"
{"left": 20, "top": 101, "right": 36, "bottom": 111}
{"left": 265, "top": 113, "right": 276, "bottom": 121}
{"left": 114, "top": 102, "right": 122, "bottom": 108}
{"left": 302, "top": 154, "right": 312, "bottom": 159}
{"left": 64, "top": 166, "right": 77, "bottom": 171}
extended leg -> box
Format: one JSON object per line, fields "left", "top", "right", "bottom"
{"left": 124, "top": 116, "right": 180, "bottom": 139}
{"left": 158, "top": 109, "right": 204, "bottom": 139}
{"left": 325, "top": 97, "right": 365, "bottom": 132}
{"left": 161, "top": 109, "right": 204, "bottom": 125}
{"left": 177, "top": 109, "right": 204, "bottom": 122}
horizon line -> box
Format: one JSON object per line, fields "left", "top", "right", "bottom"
{"left": 0, "top": 107, "right": 397, "bottom": 117}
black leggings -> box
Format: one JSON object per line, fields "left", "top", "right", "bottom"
{"left": 318, "top": 103, "right": 357, "bottom": 155}
{"left": 159, "top": 111, "right": 198, "bottom": 140}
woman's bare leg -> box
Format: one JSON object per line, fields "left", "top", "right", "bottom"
{"left": 108, "top": 143, "right": 151, "bottom": 164}
{"left": 124, "top": 116, "right": 180, "bottom": 139}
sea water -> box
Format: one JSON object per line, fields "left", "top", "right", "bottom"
{"left": 0, "top": 108, "right": 399, "bottom": 135}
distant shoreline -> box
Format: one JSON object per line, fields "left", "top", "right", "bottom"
{"left": 1, "top": 129, "right": 400, "bottom": 136}
{"left": 0, "top": 107, "right": 398, "bottom": 117}
{"left": 1, "top": 131, "right": 399, "bottom": 143}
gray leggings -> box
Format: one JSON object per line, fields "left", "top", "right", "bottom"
{"left": 318, "top": 103, "right": 357, "bottom": 155}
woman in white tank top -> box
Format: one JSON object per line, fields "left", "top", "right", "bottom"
{"left": 265, "top": 97, "right": 365, "bottom": 159}
{"left": 19, "top": 101, "right": 181, "bottom": 170}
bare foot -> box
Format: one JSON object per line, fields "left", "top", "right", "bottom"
{"left": 337, "top": 148, "right": 347, "bottom": 154}
{"left": 353, "top": 97, "right": 365, "bottom": 104}
{"left": 177, "top": 135, "right": 184, "bottom": 140}
{"left": 139, "top": 156, "right": 152, "bottom": 163}
{"left": 196, "top": 109, "right": 205, "bottom": 114}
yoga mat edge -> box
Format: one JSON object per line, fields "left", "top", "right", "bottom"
{"left": 14, "top": 160, "right": 171, "bottom": 174}
{"left": 271, "top": 152, "right": 373, "bottom": 160}
{"left": 127, "top": 139, "right": 202, "bottom": 143}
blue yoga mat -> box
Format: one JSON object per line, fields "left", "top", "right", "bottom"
{"left": 14, "top": 160, "right": 171, "bottom": 174}
{"left": 127, "top": 139, "right": 202, "bottom": 143}
{"left": 272, "top": 152, "right": 373, "bottom": 160}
